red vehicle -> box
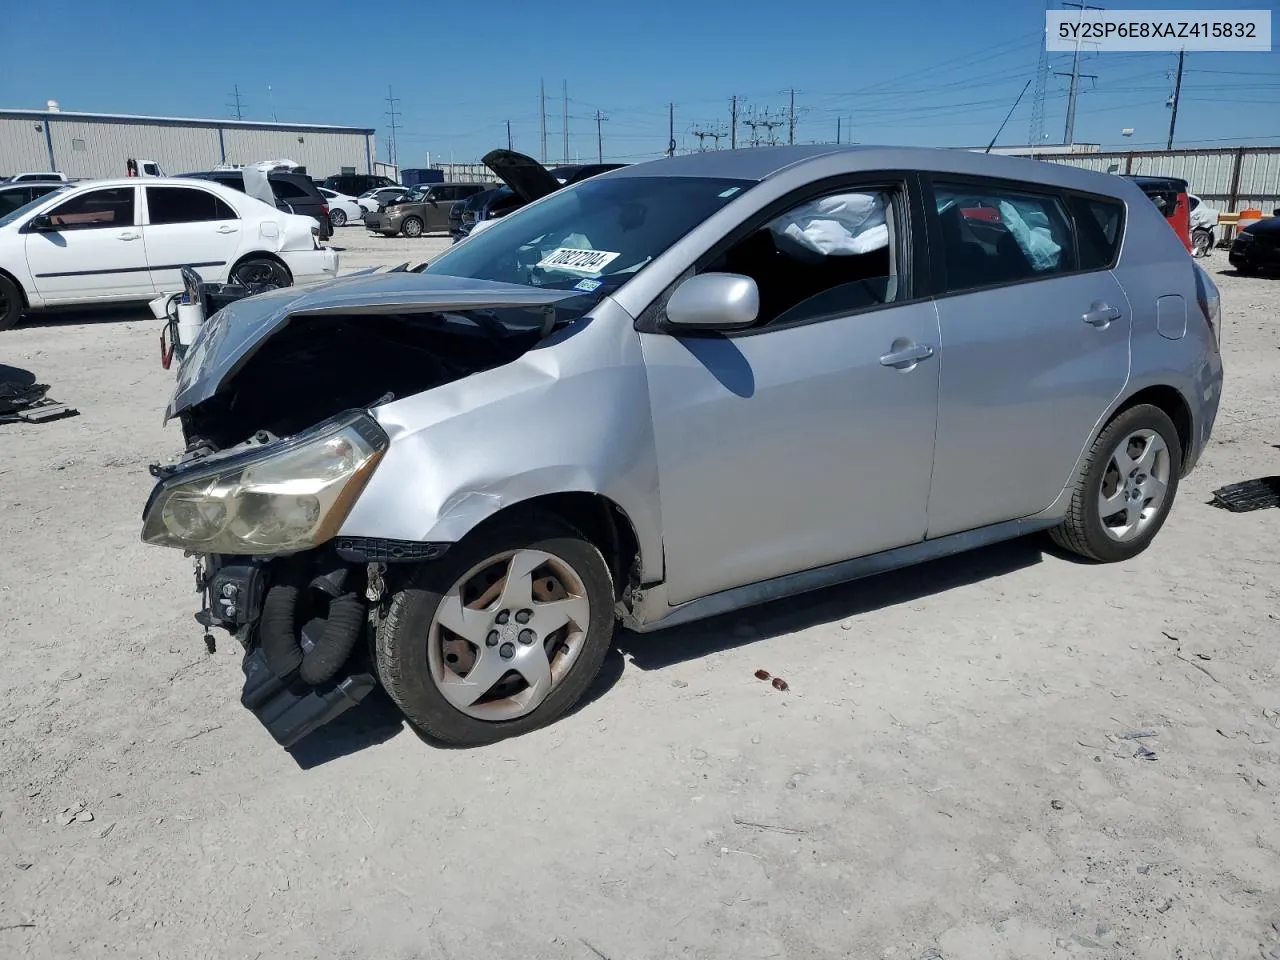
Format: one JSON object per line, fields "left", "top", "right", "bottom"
{"left": 1123, "top": 175, "right": 1192, "bottom": 252}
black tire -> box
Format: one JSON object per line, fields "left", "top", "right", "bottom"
{"left": 329, "top": 207, "right": 347, "bottom": 228}
{"left": 401, "top": 216, "right": 424, "bottom": 238}
{"left": 1192, "top": 228, "right": 1212, "bottom": 258}
{"left": 231, "top": 256, "right": 292, "bottom": 288}
{"left": 0, "top": 274, "right": 22, "bottom": 332}
{"left": 376, "top": 515, "right": 616, "bottom": 747}
{"left": 1235, "top": 261, "right": 1258, "bottom": 276}
{"left": 1049, "top": 404, "right": 1183, "bottom": 563}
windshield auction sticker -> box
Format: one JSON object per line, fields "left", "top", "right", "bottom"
{"left": 536, "top": 248, "right": 621, "bottom": 274}
{"left": 1047, "top": 10, "right": 1270, "bottom": 51}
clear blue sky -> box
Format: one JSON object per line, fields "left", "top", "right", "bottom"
{"left": 4, "top": 0, "right": 1277, "bottom": 165}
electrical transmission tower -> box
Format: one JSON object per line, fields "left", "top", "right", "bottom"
{"left": 227, "top": 84, "right": 246, "bottom": 121}
{"left": 385, "top": 85, "right": 401, "bottom": 168}
{"left": 689, "top": 122, "right": 726, "bottom": 151}
{"left": 743, "top": 108, "right": 785, "bottom": 147}
{"left": 1029, "top": 16, "right": 1048, "bottom": 148}
{"left": 1055, "top": 2, "right": 1103, "bottom": 144}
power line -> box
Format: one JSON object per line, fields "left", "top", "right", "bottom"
{"left": 539, "top": 78, "right": 547, "bottom": 163}
{"left": 562, "top": 80, "right": 569, "bottom": 165}
{"left": 667, "top": 103, "right": 675, "bottom": 157}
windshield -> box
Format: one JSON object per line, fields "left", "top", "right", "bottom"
{"left": 425, "top": 175, "right": 752, "bottom": 301}
{"left": 0, "top": 188, "right": 67, "bottom": 229}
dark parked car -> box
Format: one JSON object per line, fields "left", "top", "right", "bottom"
{"left": 0, "top": 181, "right": 68, "bottom": 217}
{"left": 364, "top": 182, "right": 487, "bottom": 237}
{"left": 181, "top": 169, "right": 333, "bottom": 240}
{"left": 1229, "top": 211, "right": 1280, "bottom": 275}
{"left": 451, "top": 151, "right": 627, "bottom": 242}
{"left": 323, "top": 174, "right": 399, "bottom": 197}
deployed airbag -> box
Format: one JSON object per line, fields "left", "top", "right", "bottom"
{"left": 770, "top": 192, "right": 889, "bottom": 258}
{"left": 997, "top": 199, "right": 1063, "bottom": 271}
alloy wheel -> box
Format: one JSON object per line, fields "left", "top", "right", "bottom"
{"left": 426, "top": 549, "right": 592, "bottom": 722}
{"left": 1097, "top": 428, "right": 1171, "bottom": 542}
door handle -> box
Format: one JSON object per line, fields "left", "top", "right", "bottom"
{"left": 879, "top": 343, "right": 935, "bottom": 368}
{"left": 1082, "top": 301, "right": 1121, "bottom": 327}
{"left": 215, "top": 225, "right": 238, "bottom": 234}
{"left": 117, "top": 231, "right": 140, "bottom": 241}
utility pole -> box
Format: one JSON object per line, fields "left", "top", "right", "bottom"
{"left": 1058, "top": 2, "right": 1102, "bottom": 145}
{"left": 507, "top": 120, "right": 513, "bottom": 151}
{"left": 836, "top": 116, "right": 840, "bottom": 145}
{"left": 227, "top": 84, "right": 246, "bottom": 121}
{"left": 384, "top": 85, "right": 401, "bottom": 169}
{"left": 562, "top": 80, "right": 569, "bottom": 165}
{"left": 539, "top": 79, "right": 547, "bottom": 163}
{"left": 788, "top": 88, "right": 796, "bottom": 145}
{"left": 594, "top": 110, "right": 608, "bottom": 163}
{"left": 1166, "top": 48, "right": 1184, "bottom": 150}
{"left": 667, "top": 103, "right": 675, "bottom": 157}
{"left": 730, "top": 96, "right": 738, "bottom": 149}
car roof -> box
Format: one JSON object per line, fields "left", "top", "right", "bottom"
{"left": 605, "top": 145, "right": 1139, "bottom": 199}
{"left": 0, "top": 181, "right": 65, "bottom": 190}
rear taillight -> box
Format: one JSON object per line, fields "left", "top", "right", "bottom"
{"left": 321, "top": 203, "right": 329, "bottom": 214}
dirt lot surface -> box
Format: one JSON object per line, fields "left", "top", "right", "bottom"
{"left": 1, "top": 228, "right": 1278, "bottom": 960}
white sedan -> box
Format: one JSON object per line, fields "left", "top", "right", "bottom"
{"left": 317, "top": 188, "right": 364, "bottom": 227}
{"left": 0, "top": 177, "right": 338, "bottom": 330}
{"left": 357, "top": 186, "right": 409, "bottom": 214}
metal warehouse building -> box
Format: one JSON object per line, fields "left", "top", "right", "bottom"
{"left": 0, "top": 108, "right": 377, "bottom": 180}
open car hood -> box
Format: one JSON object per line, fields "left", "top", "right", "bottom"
{"left": 167, "top": 272, "right": 582, "bottom": 419}
{"left": 481, "top": 149, "right": 565, "bottom": 204}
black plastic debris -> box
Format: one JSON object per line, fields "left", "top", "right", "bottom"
{"left": 1210, "top": 477, "right": 1280, "bottom": 512}
{"left": 0, "top": 381, "right": 78, "bottom": 424}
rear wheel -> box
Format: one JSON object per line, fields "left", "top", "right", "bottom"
{"left": 0, "top": 275, "right": 22, "bottom": 331}
{"left": 376, "top": 516, "right": 616, "bottom": 746}
{"left": 1192, "top": 228, "right": 1213, "bottom": 258}
{"left": 401, "top": 216, "right": 424, "bottom": 238}
{"left": 1049, "top": 404, "right": 1182, "bottom": 563}
{"left": 329, "top": 207, "right": 347, "bottom": 227}
{"left": 231, "top": 256, "right": 291, "bottom": 288}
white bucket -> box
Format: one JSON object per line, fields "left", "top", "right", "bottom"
{"left": 176, "top": 301, "right": 206, "bottom": 348}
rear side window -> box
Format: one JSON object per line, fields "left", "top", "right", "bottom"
{"left": 1069, "top": 196, "right": 1124, "bottom": 270}
{"left": 271, "top": 179, "right": 310, "bottom": 200}
{"left": 934, "top": 181, "right": 1075, "bottom": 294}
{"left": 147, "top": 186, "right": 237, "bottom": 225}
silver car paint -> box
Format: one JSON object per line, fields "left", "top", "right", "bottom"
{"left": 168, "top": 145, "right": 1222, "bottom": 631}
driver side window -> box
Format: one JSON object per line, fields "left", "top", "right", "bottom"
{"left": 703, "top": 186, "right": 903, "bottom": 330}
{"left": 45, "top": 187, "right": 136, "bottom": 231}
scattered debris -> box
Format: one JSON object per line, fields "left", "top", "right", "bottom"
{"left": 670, "top": 679, "right": 688, "bottom": 689}
{"left": 841, "top": 620, "right": 854, "bottom": 631}
{"left": 754, "top": 669, "right": 771, "bottom": 681}
{"left": 57, "top": 801, "right": 90, "bottom": 826}
{"left": 57, "top": 670, "right": 81, "bottom": 682}
{"left": 580, "top": 937, "right": 613, "bottom": 960}
{"left": 13, "top": 862, "right": 31, "bottom": 871}
{"left": 1156, "top": 898, "right": 1174, "bottom": 913}
{"left": 0, "top": 923, "right": 36, "bottom": 931}
{"left": 1133, "top": 744, "right": 1158, "bottom": 761}
{"left": 732, "top": 816, "right": 807, "bottom": 836}
{"left": 1210, "top": 477, "right": 1280, "bottom": 512}
{"left": 771, "top": 677, "right": 789, "bottom": 692}
{"left": 98, "top": 823, "right": 115, "bottom": 839}
{"left": 0, "top": 381, "right": 78, "bottom": 425}
{"left": 1050, "top": 799, "right": 1065, "bottom": 810}
{"left": 1117, "top": 730, "right": 1159, "bottom": 740}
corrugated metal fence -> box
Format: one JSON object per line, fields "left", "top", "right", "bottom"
{"left": 1014, "top": 146, "right": 1280, "bottom": 215}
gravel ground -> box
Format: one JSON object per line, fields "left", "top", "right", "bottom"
{"left": 1, "top": 228, "right": 1278, "bottom": 960}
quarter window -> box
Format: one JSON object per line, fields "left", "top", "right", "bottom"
{"left": 702, "top": 187, "right": 902, "bottom": 329}
{"left": 147, "top": 186, "right": 237, "bottom": 225}
{"left": 1069, "top": 195, "right": 1125, "bottom": 270}
{"left": 271, "top": 179, "right": 310, "bottom": 200}
{"left": 934, "top": 182, "right": 1074, "bottom": 293}
{"left": 45, "top": 187, "right": 135, "bottom": 230}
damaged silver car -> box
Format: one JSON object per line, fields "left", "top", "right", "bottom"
{"left": 142, "top": 146, "right": 1223, "bottom": 748}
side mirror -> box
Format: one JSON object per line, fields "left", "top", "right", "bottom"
{"left": 26, "top": 214, "right": 54, "bottom": 232}
{"left": 665, "top": 273, "right": 759, "bottom": 331}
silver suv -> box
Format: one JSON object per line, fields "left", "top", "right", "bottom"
{"left": 142, "top": 146, "right": 1224, "bottom": 749}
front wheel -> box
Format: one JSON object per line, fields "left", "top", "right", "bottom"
{"left": 401, "top": 216, "right": 424, "bottom": 238}
{"left": 1192, "top": 228, "right": 1213, "bottom": 258}
{"left": 376, "top": 516, "right": 616, "bottom": 746}
{"left": 0, "top": 274, "right": 22, "bottom": 331}
{"left": 231, "top": 256, "right": 291, "bottom": 288}
{"left": 1049, "top": 404, "right": 1182, "bottom": 563}
{"left": 329, "top": 207, "right": 347, "bottom": 228}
